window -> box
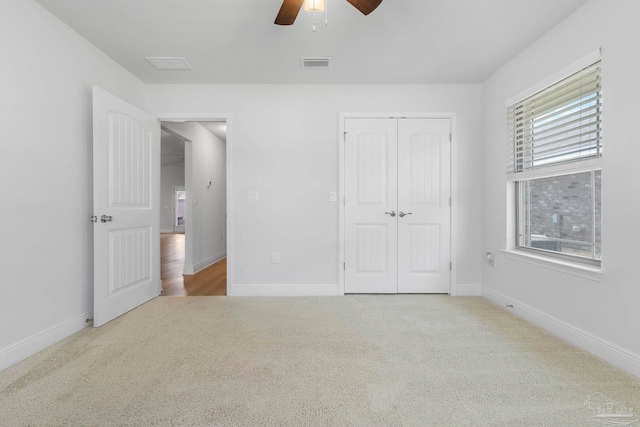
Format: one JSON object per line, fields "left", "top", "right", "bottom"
{"left": 507, "top": 61, "right": 602, "bottom": 266}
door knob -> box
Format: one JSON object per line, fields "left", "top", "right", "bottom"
{"left": 384, "top": 211, "right": 396, "bottom": 217}
{"left": 100, "top": 215, "right": 113, "bottom": 223}
{"left": 399, "top": 211, "right": 412, "bottom": 218}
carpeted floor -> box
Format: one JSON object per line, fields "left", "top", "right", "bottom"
{"left": 1, "top": 296, "right": 639, "bottom": 426}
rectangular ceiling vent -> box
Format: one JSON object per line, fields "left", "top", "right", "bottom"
{"left": 301, "top": 57, "right": 331, "bottom": 69}
{"left": 145, "top": 57, "right": 192, "bottom": 70}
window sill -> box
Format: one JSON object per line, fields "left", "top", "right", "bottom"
{"left": 501, "top": 249, "right": 603, "bottom": 282}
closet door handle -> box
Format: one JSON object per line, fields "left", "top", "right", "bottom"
{"left": 384, "top": 211, "right": 396, "bottom": 217}
{"left": 399, "top": 211, "right": 412, "bottom": 218}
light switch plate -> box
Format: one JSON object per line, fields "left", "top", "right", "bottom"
{"left": 330, "top": 192, "right": 337, "bottom": 202}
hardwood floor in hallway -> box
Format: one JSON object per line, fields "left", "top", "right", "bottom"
{"left": 161, "top": 233, "right": 227, "bottom": 296}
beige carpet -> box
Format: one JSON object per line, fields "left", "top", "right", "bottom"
{"left": 1, "top": 296, "right": 639, "bottom": 426}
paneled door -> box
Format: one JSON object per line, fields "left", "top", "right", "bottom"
{"left": 92, "top": 86, "right": 161, "bottom": 327}
{"left": 344, "top": 119, "right": 398, "bottom": 293}
{"left": 397, "top": 119, "right": 451, "bottom": 293}
{"left": 344, "top": 117, "right": 451, "bottom": 294}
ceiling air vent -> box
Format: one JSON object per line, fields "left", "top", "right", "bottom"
{"left": 145, "top": 57, "right": 192, "bottom": 70}
{"left": 301, "top": 57, "right": 331, "bottom": 69}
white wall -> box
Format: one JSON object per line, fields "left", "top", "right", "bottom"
{"left": 0, "top": 0, "right": 482, "bottom": 370}
{"left": 0, "top": 0, "right": 146, "bottom": 369}
{"left": 481, "top": 0, "right": 640, "bottom": 375}
{"left": 160, "top": 161, "right": 185, "bottom": 232}
{"left": 162, "top": 122, "right": 227, "bottom": 273}
{"left": 146, "top": 85, "right": 483, "bottom": 295}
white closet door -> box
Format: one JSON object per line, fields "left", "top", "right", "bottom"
{"left": 344, "top": 118, "right": 398, "bottom": 294}
{"left": 397, "top": 118, "right": 451, "bottom": 293}
{"left": 344, "top": 117, "right": 451, "bottom": 294}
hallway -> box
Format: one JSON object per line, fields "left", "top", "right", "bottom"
{"left": 160, "top": 233, "right": 227, "bottom": 296}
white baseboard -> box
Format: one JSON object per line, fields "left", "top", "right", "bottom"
{"left": 184, "top": 252, "right": 226, "bottom": 276}
{"left": 452, "top": 283, "right": 482, "bottom": 296}
{"left": 229, "top": 284, "right": 340, "bottom": 297}
{"left": 482, "top": 286, "right": 640, "bottom": 379}
{"left": 160, "top": 228, "right": 173, "bottom": 233}
{"left": 0, "top": 311, "right": 92, "bottom": 372}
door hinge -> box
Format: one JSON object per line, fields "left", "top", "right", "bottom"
{"left": 343, "top": 262, "right": 346, "bottom": 271}
{"left": 343, "top": 131, "right": 348, "bottom": 141}
{"left": 449, "top": 133, "right": 452, "bottom": 142}
{"left": 449, "top": 197, "right": 451, "bottom": 207}
{"left": 343, "top": 197, "right": 346, "bottom": 206}
{"left": 450, "top": 262, "right": 452, "bottom": 271}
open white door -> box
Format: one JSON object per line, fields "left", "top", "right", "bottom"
{"left": 92, "top": 86, "right": 160, "bottom": 327}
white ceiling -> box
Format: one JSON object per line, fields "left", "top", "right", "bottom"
{"left": 34, "top": 0, "right": 589, "bottom": 84}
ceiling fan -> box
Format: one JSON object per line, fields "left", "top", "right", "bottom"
{"left": 275, "top": 0, "right": 383, "bottom": 25}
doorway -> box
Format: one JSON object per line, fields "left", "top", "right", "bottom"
{"left": 160, "top": 233, "right": 226, "bottom": 295}
{"left": 174, "top": 187, "right": 186, "bottom": 233}
{"left": 159, "top": 120, "right": 228, "bottom": 296}
{"left": 342, "top": 117, "right": 452, "bottom": 294}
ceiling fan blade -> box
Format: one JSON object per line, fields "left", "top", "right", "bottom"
{"left": 346, "top": 0, "right": 383, "bottom": 16}
{"left": 275, "top": 0, "right": 305, "bottom": 25}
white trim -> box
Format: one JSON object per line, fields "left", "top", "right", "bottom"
{"left": 229, "top": 284, "right": 340, "bottom": 297}
{"left": 507, "top": 158, "right": 602, "bottom": 182}
{"left": 184, "top": 140, "right": 194, "bottom": 275}
{"left": 155, "top": 113, "right": 233, "bottom": 290}
{"left": 338, "top": 112, "right": 458, "bottom": 120}
{"left": 338, "top": 112, "right": 457, "bottom": 296}
{"left": 160, "top": 228, "right": 174, "bottom": 233}
{"left": 453, "top": 284, "right": 482, "bottom": 296}
{"left": 505, "top": 48, "right": 602, "bottom": 107}
{"left": 338, "top": 114, "right": 345, "bottom": 296}
{"left": 482, "top": 287, "right": 640, "bottom": 379}
{"left": 185, "top": 253, "right": 227, "bottom": 276}
{"left": 501, "top": 249, "right": 603, "bottom": 282}
{"left": 449, "top": 115, "right": 459, "bottom": 296}
{"left": 0, "top": 312, "right": 92, "bottom": 372}
{"left": 156, "top": 113, "right": 230, "bottom": 122}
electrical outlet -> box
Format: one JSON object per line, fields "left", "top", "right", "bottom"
{"left": 486, "top": 252, "right": 496, "bottom": 268}
{"left": 330, "top": 192, "right": 337, "bottom": 202}
{"left": 271, "top": 252, "right": 280, "bottom": 264}
{"left": 248, "top": 191, "right": 259, "bottom": 202}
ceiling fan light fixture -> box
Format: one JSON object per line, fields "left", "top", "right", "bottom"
{"left": 304, "top": 0, "right": 325, "bottom": 12}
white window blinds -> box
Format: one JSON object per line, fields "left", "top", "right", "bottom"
{"left": 507, "top": 61, "right": 602, "bottom": 176}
